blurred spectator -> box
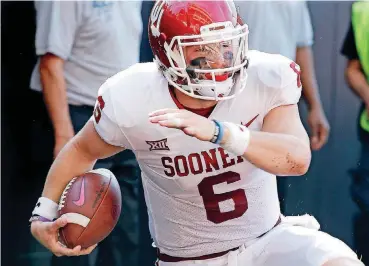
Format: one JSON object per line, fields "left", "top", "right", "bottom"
{"left": 29, "top": 1, "right": 142, "bottom": 266}
{"left": 237, "top": 1, "right": 330, "bottom": 151}
{"left": 341, "top": 1, "right": 369, "bottom": 264}
{"left": 236, "top": 1, "right": 330, "bottom": 213}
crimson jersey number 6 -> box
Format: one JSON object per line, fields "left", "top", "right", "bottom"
{"left": 198, "top": 171, "right": 248, "bottom": 224}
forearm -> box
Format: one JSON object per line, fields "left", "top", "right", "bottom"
{"left": 42, "top": 135, "right": 96, "bottom": 203}
{"left": 296, "top": 46, "right": 322, "bottom": 109}
{"left": 345, "top": 66, "right": 369, "bottom": 105}
{"left": 220, "top": 108, "right": 311, "bottom": 176}
{"left": 40, "top": 56, "right": 73, "bottom": 136}
{"left": 41, "top": 121, "right": 124, "bottom": 203}
{"left": 243, "top": 131, "right": 311, "bottom": 176}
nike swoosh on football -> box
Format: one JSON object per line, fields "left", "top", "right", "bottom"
{"left": 242, "top": 114, "right": 259, "bottom": 128}
{"left": 73, "top": 177, "right": 85, "bottom": 207}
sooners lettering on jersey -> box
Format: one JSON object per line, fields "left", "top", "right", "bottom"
{"left": 161, "top": 148, "right": 244, "bottom": 178}
{"left": 93, "top": 51, "right": 302, "bottom": 257}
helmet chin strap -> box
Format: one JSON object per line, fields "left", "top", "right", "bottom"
{"left": 182, "top": 77, "right": 234, "bottom": 99}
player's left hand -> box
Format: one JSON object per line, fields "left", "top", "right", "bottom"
{"left": 307, "top": 106, "right": 330, "bottom": 151}
{"left": 149, "top": 109, "right": 215, "bottom": 141}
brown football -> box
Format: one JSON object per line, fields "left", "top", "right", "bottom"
{"left": 58, "top": 169, "right": 121, "bottom": 249}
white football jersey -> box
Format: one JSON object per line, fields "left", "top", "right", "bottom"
{"left": 93, "top": 50, "right": 302, "bottom": 257}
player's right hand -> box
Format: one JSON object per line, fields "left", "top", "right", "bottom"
{"left": 30, "top": 216, "right": 97, "bottom": 257}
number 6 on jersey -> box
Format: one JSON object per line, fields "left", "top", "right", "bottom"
{"left": 198, "top": 171, "right": 248, "bottom": 224}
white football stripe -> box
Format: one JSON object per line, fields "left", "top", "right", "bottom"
{"left": 62, "top": 213, "right": 90, "bottom": 227}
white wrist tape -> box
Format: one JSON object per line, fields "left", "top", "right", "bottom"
{"left": 30, "top": 197, "right": 59, "bottom": 221}
{"left": 221, "top": 122, "right": 251, "bottom": 156}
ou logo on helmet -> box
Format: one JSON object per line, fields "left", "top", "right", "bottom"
{"left": 150, "top": 0, "right": 168, "bottom": 37}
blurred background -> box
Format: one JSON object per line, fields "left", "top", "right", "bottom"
{"left": 1, "top": 1, "right": 368, "bottom": 266}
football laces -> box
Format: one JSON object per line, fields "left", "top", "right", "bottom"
{"left": 58, "top": 177, "right": 77, "bottom": 211}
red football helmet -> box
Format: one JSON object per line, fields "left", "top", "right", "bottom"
{"left": 149, "top": 0, "right": 249, "bottom": 101}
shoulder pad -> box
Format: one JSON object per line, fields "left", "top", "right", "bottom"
{"left": 248, "top": 51, "right": 301, "bottom": 90}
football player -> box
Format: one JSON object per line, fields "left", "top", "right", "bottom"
{"left": 29, "top": 1, "right": 363, "bottom": 265}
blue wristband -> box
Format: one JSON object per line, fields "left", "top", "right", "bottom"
{"left": 212, "top": 120, "right": 224, "bottom": 144}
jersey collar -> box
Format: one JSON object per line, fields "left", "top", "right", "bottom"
{"left": 168, "top": 87, "right": 215, "bottom": 118}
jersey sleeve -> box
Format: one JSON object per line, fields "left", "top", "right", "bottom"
{"left": 264, "top": 57, "right": 302, "bottom": 114}
{"left": 34, "top": 1, "right": 82, "bottom": 59}
{"left": 296, "top": 1, "right": 314, "bottom": 47}
{"left": 92, "top": 63, "right": 158, "bottom": 149}
{"left": 92, "top": 79, "right": 131, "bottom": 149}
